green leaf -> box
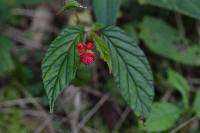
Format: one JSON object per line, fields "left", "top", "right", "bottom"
{"left": 0, "top": 36, "right": 15, "bottom": 75}
{"left": 42, "top": 26, "right": 84, "bottom": 112}
{"left": 105, "top": 77, "right": 126, "bottom": 106}
{"left": 139, "top": 16, "right": 200, "bottom": 65}
{"left": 167, "top": 69, "right": 189, "bottom": 108}
{"left": 58, "top": 0, "right": 86, "bottom": 14}
{"left": 193, "top": 89, "right": 200, "bottom": 118}
{"left": 91, "top": 32, "right": 112, "bottom": 71}
{"left": 100, "top": 26, "right": 154, "bottom": 117}
{"left": 93, "top": 0, "right": 121, "bottom": 25}
{"left": 139, "top": 0, "right": 200, "bottom": 20}
{"left": 122, "top": 23, "right": 139, "bottom": 43}
{"left": 143, "top": 102, "right": 181, "bottom": 132}
{"left": 0, "top": 0, "right": 14, "bottom": 24}
{"left": 16, "top": 0, "right": 52, "bottom": 5}
{"left": 72, "top": 63, "right": 92, "bottom": 86}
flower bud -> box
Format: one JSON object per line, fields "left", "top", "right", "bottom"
{"left": 80, "top": 52, "right": 95, "bottom": 64}
{"left": 85, "top": 42, "right": 94, "bottom": 50}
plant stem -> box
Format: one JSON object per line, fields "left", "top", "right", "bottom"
{"left": 170, "top": 116, "right": 197, "bottom": 133}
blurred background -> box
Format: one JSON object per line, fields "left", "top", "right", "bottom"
{"left": 0, "top": 0, "right": 200, "bottom": 132}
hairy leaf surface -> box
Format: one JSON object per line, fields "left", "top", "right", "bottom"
{"left": 101, "top": 26, "right": 154, "bottom": 117}
{"left": 42, "top": 26, "right": 84, "bottom": 111}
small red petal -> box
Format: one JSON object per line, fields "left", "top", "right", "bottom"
{"left": 80, "top": 52, "right": 95, "bottom": 64}
{"left": 76, "top": 42, "right": 86, "bottom": 53}
{"left": 76, "top": 42, "right": 84, "bottom": 49}
{"left": 85, "top": 42, "right": 94, "bottom": 50}
{"left": 78, "top": 49, "right": 84, "bottom": 53}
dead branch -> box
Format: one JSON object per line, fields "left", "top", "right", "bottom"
{"left": 78, "top": 94, "right": 110, "bottom": 129}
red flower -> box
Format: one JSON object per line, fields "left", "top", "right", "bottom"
{"left": 85, "top": 42, "right": 95, "bottom": 50}
{"left": 76, "top": 42, "right": 85, "bottom": 53}
{"left": 80, "top": 52, "right": 95, "bottom": 64}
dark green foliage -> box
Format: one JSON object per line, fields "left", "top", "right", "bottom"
{"left": 139, "top": 0, "right": 200, "bottom": 19}
{"left": 93, "top": 0, "right": 121, "bottom": 25}
{"left": 142, "top": 102, "right": 181, "bottom": 132}
{"left": 42, "top": 26, "right": 84, "bottom": 111}
{"left": 0, "top": 0, "right": 200, "bottom": 132}
{"left": 140, "top": 17, "right": 200, "bottom": 65}
{"left": 100, "top": 26, "right": 154, "bottom": 117}
{"left": 0, "top": 36, "right": 14, "bottom": 76}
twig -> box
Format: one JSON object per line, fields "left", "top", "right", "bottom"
{"left": 0, "top": 98, "right": 41, "bottom": 107}
{"left": 170, "top": 116, "right": 197, "bottom": 133}
{"left": 14, "top": 81, "right": 55, "bottom": 133}
{"left": 34, "top": 116, "right": 53, "bottom": 133}
{"left": 0, "top": 108, "right": 44, "bottom": 118}
{"left": 111, "top": 108, "right": 131, "bottom": 133}
{"left": 12, "top": 8, "right": 35, "bottom": 17}
{"left": 71, "top": 91, "right": 82, "bottom": 133}
{"left": 82, "top": 87, "right": 117, "bottom": 103}
{"left": 23, "top": 109, "right": 45, "bottom": 117}
{"left": 161, "top": 90, "right": 172, "bottom": 102}
{"left": 5, "top": 27, "right": 41, "bottom": 49}
{"left": 81, "top": 87, "right": 103, "bottom": 97}
{"left": 188, "top": 78, "right": 200, "bottom": 85}
{"left": 78, "top": 94, "right": 110, "bottom": 129}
